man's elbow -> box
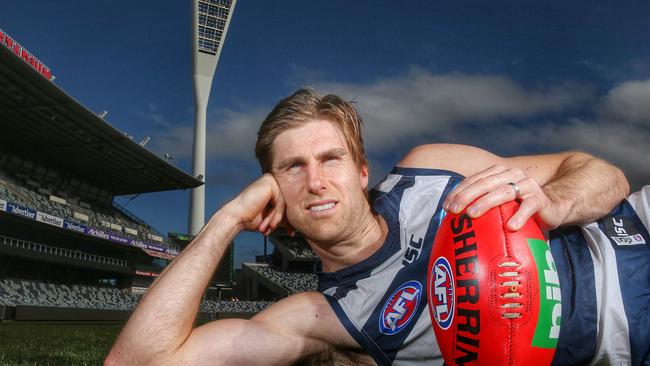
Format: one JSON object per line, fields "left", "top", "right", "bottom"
{"left": 585, "top": 153, "right": 631, "bottom": 198}
{"left": 566, "top": 151, "right": 630, "bottom": 197}
{"left": 613, "top": 164, "right": 630, "bottom": 198}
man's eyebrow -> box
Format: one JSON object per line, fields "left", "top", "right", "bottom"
{"left": 275, "top": 156, "right": 304, "bottom": 171}
{"left": 318, "top": 148, "right": 347, "bottom": 159}
{"left": 274, "top": 148, "right": 348, "bottom": 171}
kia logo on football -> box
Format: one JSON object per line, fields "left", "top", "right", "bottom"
{"left": 379, "top": 280, "right": 422, "bottom": 335}
{"left": 430, "top": 256, "right": 455, "bottom": 330}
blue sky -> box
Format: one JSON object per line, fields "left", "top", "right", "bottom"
{"left": 2, "top": 1, "right": 649, "bottom": 266}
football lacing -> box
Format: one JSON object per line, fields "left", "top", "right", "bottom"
{"left": 497, "top": 261, "right": 520, "bottom": 267}
{"left": 498, "top": 261, "right": 522, "bottom": 319}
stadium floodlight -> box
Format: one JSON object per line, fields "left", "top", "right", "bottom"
{"left": 138, "top": 137, "right": 150, "bottom": 147}
{"left": 189, "top": 0, "right": 237, "bottom": 236}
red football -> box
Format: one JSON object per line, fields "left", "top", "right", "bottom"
{"left": 427, "top": 201, "right": 561, "bottom": 366}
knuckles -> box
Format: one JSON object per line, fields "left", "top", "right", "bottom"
{"left": 508, "top": 167, "right": 525, "bottom": 180}
{"left": 478, "top": 175, "right": 499, "bottom": 187}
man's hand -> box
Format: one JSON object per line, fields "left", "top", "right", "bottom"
{"left": 442, "top": 164, "right": 563, "bottom": 231}
{"left": 398, "top": 144, "right": 629, "bottom": 230}
{"left": 225, "top": 173, "right": 294, "bottom": 236}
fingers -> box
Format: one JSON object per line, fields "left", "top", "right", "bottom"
{"left": 257, "top": 207, "right": 274, "bottom": 236}
{"left": 444, "top": 165, "right": 526, "bottom": 215}
{"left": 466, "top": 177, "right": 537, "bottom": 218}
{"left": 257, "top": 181, "right": 287, "bottom": 236}
{"left": 443, "top": 165, "right": 507, "bottom": 212}
{"left": 444, "top": 164, "right": 555, "bottom": 232}
{"left": 506, "top": 192, "right": 543, "bottom": 231}
{"left": 267, "top": 200, "right": 286, "bottom": 236}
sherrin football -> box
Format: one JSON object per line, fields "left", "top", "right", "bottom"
{"left": 427, "top": 201, "right": 561, "bottom": 366}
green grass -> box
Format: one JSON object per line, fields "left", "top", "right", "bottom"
{"left": 0, "top": 321, "right": 123, "bottom": 366}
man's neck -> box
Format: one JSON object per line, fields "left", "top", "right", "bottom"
{"left": 309, "top": 208, "right": 388, "bottom": 273}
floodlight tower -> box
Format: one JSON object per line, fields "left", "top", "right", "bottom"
{"left": 190, "top": 0, "right": 237, "bottom": 235}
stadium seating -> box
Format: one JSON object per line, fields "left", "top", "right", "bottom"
{"left": 288, "top": 244, "right": 316, "bottom": 259}
{"left": 0, "top": 278, "right": 272, "bottom": 315}
{"left": 244, "top": 263, "right": 318, "bottom": 293}
{"left": 0, "top": 278, "right": 138, "bottom": 310}
{"left": 269, "top": 233, "right": 317, "bottom": 260}
{"left": 0, "top": 170, "right": 179, "bottom": 250}
{"left": 200, "top": 299, "right": 271, "bottom": 314}
{"left": 0, "top": 234, "right": 128, "bottom": 267}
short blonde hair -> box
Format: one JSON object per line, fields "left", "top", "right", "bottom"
{"left": 255, "top": 88, "right": 367, "bottom": 173}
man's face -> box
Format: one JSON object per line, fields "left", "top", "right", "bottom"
{"left": 270, "top": 119, "right": 369, "bottom": 245}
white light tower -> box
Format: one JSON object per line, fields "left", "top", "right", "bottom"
{"left": 190, "top": 0, "right": 237, "bottom": 235}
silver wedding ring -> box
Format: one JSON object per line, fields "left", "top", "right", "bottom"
{"left": 508, "top": 182, "right": 521, "bottom": 200}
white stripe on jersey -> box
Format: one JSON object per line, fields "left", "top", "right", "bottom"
{"left": 582, "top": 221, "right": 632, "bottom": 365}
{"left": 389, "top": 175, "right": 451, "bottom": 364}
{"left": 375, "top": 174, "right": 402, "bottom": 193}
{"left": 398, "top": 176, "right": 451, "bottom": 253}
{"left": 580, "top": 186, "right": 650, "bottom": 366}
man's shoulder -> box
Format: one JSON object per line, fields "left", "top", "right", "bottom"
{"left": 255, "top": 291, "right": 329, "bottom": 317}
{"left": 254, "top": 291, "right": 360, "bottom": 349}
{"left": 269, "top": 295, "right": 376, "bottom": 365}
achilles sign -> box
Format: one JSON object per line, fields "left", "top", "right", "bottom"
{"left": 0, "top": 29, "right": 54, "bottom": 80}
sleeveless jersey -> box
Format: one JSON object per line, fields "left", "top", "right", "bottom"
{"left": 316, "top": 167, "right": 650, "bottom": 366}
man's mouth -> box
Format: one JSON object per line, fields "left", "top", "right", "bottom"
{"left": 307, "top": 201, "right": 337, "bottom": 213}
{"left": 309, "top": 202, "right": 335, "bottom": 212}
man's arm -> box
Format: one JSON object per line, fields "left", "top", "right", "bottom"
{"left": 398, "top": 144, "right": 629, "bottom": 229}
{"left": 105, "top": 175, "right": 358, "bottom": 365}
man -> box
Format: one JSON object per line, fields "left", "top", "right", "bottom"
{"left": 106, "top": 88, "right": 639, "bottom": 365}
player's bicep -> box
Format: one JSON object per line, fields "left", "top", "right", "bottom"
{"left": 398, "top": 143, "right": 576, "bottom": 186}
{"left": 169, "top": 293, "right": 344, "bottom": 366}
{"left": 397, "top": 143, "right": 502, "bottom": 176}
{"left": 170, "top": 317, "right": 318, "bottom": 366}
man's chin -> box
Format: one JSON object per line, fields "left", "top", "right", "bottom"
{"left": 298, "top": 225, "right": 342, "bottom": 247}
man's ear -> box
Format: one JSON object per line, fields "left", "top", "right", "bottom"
{"left": 359, "top": 164, "right": 369, "bottom": 190}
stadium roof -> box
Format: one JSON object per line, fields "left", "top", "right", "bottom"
{"left": 0, "top": 45, "right": 203, "bottom": 195}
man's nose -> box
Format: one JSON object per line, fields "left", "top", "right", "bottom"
{"left": 306, "top": 164, "right": 325, "bottom": 194}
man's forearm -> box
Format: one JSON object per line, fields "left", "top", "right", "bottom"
{"left": 543, "top": 152, "right": 629, "bottom": 225}
{"left": 107, "top": 209, "right": 241, "bottom": 365}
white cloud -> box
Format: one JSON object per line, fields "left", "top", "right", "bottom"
{"left": 152, "top": 108, "right": 269, "bottom": 162}
{"left": 150, "top": 69, "right": 648, "bottom": 189}
{"left": 468, "top": 79, "right": 650, "bottom": 190}
{"left": 314, "top": 68, "right": 595, "bottom": 151}
{"left": 600, "top": 79, "right": 650, "bottom": 124}
{"left": 153, "top": 68, "right": 595, "bottom": 163}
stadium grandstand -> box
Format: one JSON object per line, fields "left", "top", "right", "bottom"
{"left": 0, "top": 28, "right": 264, "bottom": 321}
{"left": 239, "top": 230, "right": 318, "bottom": 301}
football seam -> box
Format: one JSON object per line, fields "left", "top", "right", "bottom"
{"left": 498, "top": 204, "right": 515, "bottom": 366}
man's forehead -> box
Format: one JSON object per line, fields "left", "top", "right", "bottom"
{"left": 271, "top": 120, "right": 348, "bottom": 160}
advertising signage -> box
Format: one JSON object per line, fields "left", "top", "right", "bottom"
{"left": 1, "top": 196, "right": 179, "bottom": 259}
{"left": 0, "top": 29, "right": 54, "bottom": 80}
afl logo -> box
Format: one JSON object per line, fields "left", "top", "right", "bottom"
{"left": 429, "top": 257, "right": 455, "bottom": 330}
{"left": 379, "top": 280, "right": 422, "bottom": 335}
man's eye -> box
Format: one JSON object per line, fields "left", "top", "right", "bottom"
{"left": 289, "top": 162, "right": 302, "bottom": 169}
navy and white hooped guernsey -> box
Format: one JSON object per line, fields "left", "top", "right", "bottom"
{"left": 316, "top": 167, "right": 650, "bottom": 366}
